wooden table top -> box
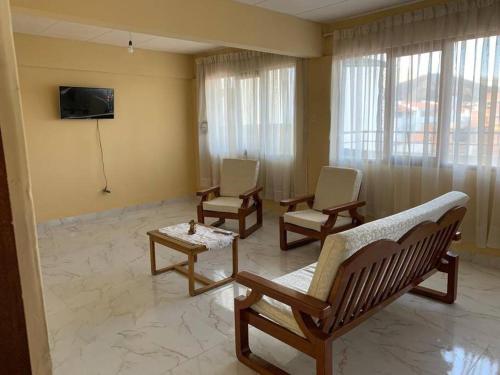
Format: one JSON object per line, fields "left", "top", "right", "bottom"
{"left": 147, "top": 223, "right": 238, "bottom": 255}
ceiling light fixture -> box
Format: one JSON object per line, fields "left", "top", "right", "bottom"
{"left": 128, "top": 32, "right": 134, "bottom": 54}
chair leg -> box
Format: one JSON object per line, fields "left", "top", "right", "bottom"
{"left": 234, "top": 300, "right": 289, "bottom": 375}
{"left": 239, "top": 205, "right": 263, "bottom": 239}
{"left": 279, "top": 216, "right": 318, "bottom": 251}
{"left": 279, "top": 216, "right": 287, "bottom": 251}
{"left": 280, "top": 217, "right": 318, "bottom": 250}
{"left": 444, "top": 253, "right": 459, "bottom": 303}
{"left": 256, "top": 200, "right": 263, "bottom": 227}
{"left": 235, "top": 302, "right": 250, "bottom": 362}
{"left": 197, "top": 205, "right": 204, "bottom": 224}
{"left": 315, "top": 341, "right": 333, "bottom": 375}
{"left": 410, "top": 253, "right": 459, "bottom": 304}
{"left": 239, "top": 214, "right": 247, "bottom": 239}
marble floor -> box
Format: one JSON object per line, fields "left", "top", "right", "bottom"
{"left": 38, "top": 198, "right": 500, "bottom": 375}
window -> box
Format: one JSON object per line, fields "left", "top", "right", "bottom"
{"left": 333, "top": 36, "right": 500, "bottom": 167}
{"left": 205, "top": 65, "right": 295, "bottom": 160}
{"left": 337, "top": 54, "right": 386, "bottom": 160}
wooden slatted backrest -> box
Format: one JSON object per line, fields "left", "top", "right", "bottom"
{"left": 323, "top": 206, "right": 466, "bottom": 336}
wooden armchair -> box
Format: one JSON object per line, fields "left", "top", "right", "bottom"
{"left": 280, "top": 166, "right": 364, "bottom": 250}
{"left": 197, "top": 158, "right": 263, "bottom": 239}
{"left": 235, "top": 191, "right": 469, "bottom": 375}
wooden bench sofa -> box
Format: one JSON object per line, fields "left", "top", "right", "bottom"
{"left": 234, "top": 191, "right": 468, "bottom": 374}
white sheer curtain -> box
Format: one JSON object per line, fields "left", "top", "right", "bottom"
{"left": 330, "top": 0, "right": 500, "bottom": 248}
{"left": 197, "top": 51, "right": 306, "bottom": 200}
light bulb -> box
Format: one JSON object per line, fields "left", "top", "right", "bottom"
{"left": 128, "top": 40, "right": 134, "bottom": 54}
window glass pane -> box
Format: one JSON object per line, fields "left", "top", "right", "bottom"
{"left": 392, "top": 50, "right": 441, "bottom": 158}
{"left": 338, "top": 54, "right": 386, "bottom": 160}
{"left": 449, "top": 36, "right": 500, "bottom": 167}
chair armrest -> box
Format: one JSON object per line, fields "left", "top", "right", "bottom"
{"left": 239, "top": 186, "right": 263, "bottom": 199}
{"left": 322, "top": 200, "right": 366, "bottom": 215}
{"left": 280, "top": 194, "right": 315, "bottom": 207}
{"left": 236, "top": 271, "right": 332, "bottom": 319}
{"left": 196, "top": 185, "right": 220, "bottom": 197}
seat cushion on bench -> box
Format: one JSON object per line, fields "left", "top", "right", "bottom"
{"left": 283, "top": 209, "right": 352, "bottom": 232}
{"left": 203, "top": 197, "right": 243, "bottom": 213}
{"left": 251, "top": 263, "right": 316, "bottom": 337}
{"left": 308, "top": 191, "right": 470, "bottom": 301}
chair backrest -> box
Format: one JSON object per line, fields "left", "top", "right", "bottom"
{"left": 325, "top": 205, "right": 466, "bottom": 335}
{"left": 220, "top": 158, "right": 259, "bottom": 197}
{"left": 313, "top": 166, "right": 362, "bottom": 211}
{"left": 307, "top": 191, "right": 469, "bottom": 301}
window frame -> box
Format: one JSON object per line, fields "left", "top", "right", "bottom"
{"left": 387, "top": 45, "right": 445, "bottom": 166}
{"left": 334, "top": 35, "right": 500, "bottom": 169}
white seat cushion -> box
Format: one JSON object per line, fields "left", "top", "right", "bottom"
{"left": 202, "top": 197, "right": 243, "bottom": 213}
{"left": 283, "top": 209, "right": 352, "bottom": 232}
{"left": 313, "top": 166, "right": 362, "bottom": 211}
{"left": 251, "top": 263, "right": 316, "bottom": 338}
{"left": 307, "top": 191, "right": 470, "bottom": 301}
{"left": 220, "top": 158, "right": 259, "bottom": 197}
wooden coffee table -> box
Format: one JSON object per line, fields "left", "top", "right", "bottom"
{"left": 147, "top": 224, "right": 239, "bottom": 296}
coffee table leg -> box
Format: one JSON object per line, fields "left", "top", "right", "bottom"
{"left": 150, "top": 238, "right": 156, "bottom": 275}
{"left": 232, "top": 238, "right": 238, "bottom": 277}
{"left": 188, "top": 254, "right": 196, "bottom": 296}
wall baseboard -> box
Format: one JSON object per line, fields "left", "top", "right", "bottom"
{"left": 451, "top": 246, "right": 500, "bottom": 270}
{"left": 37, "top": 194, "right": 196, "bottom": 231}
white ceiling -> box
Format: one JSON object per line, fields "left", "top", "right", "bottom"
{"left": 234, "top": 0, "right": 414, "bottom": 23}
{"left": 12, "top": 12, "right": 218, "bottom": 54}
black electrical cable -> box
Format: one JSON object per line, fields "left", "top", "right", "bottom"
{"left": 96, "top": 119, "right": 111, "bottom": 193}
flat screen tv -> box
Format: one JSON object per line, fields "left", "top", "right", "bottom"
{"left": 59, "top": 86, "right": 114, "bottom": 119}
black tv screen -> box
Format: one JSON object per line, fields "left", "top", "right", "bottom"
{"left": 59, "top": 86, "right": 114, "bottom": 119}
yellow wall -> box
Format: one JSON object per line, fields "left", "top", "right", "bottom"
{"left": 15, "top": 34, "right": 197, "bottom": 222}
{"left": 305, "top": 56, "right": 332, "bottom": 190}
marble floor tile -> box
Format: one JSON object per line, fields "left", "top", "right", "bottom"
{"left": 38, "top": 199, "right": 500, "bottom": 374}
